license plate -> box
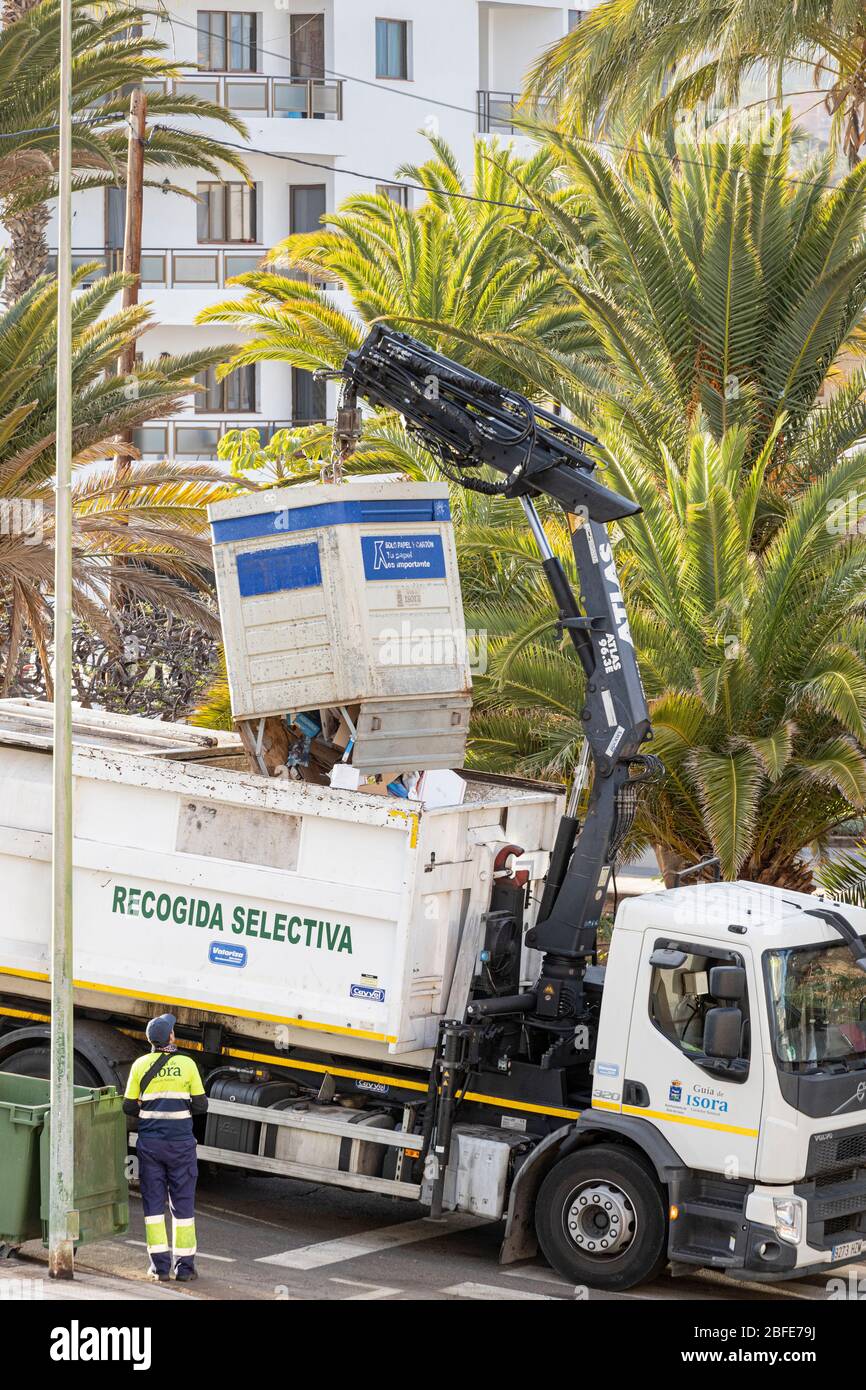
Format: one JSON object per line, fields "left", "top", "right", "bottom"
{"left": 832, "top": 1239, "right": 866, "bottom": 1261}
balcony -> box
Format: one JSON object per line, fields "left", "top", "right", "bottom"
{"left": 47, "top": 248, "right": 338, "bottom": 291}
{"left": 476, "top": 90, "right": 554, "bottom": 134}
{"left": 144, "top": 73, "right": 342, "bottom": 119}
{"left": 133, "top": 418, "right": 330, "bottom": 461}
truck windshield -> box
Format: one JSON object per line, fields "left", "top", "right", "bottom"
{"left": 765, "top": 943, "right": 866, "bottom": 1071}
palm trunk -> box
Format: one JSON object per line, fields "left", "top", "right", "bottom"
{"left": 2, "top": 0, "right": 50, "bottom": 301}
{"left": 3, "top": 203, "right": 51, "bottom": 301}
{"left": 653, "top": 844, "right": 689, "bottom": 889}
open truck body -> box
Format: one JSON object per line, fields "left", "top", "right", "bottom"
{"left": 0, "top": 700, "right": 561, "bottom": 1067}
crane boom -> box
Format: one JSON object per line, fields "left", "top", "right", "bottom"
{"left": 339, "top": 325, "right": 661, "bottom": 1053}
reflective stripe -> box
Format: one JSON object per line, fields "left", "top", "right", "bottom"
{"left": 141, "top": 1091, "right": 192, "bottom": 1101}
{"left": 173, "top": 1216, "right": 197, "bottom": 1253}
{"left": 139, "top": 1110, "right": 191, "bottom": 1120}
{"left": 144, "top": 1216, "right": 168, "bottom": 1250}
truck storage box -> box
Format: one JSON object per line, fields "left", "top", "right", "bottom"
{"left": 0, "top": 703, "right": 563, "bottom": 1064}
{"left": 208, "top": 479, "right": 472, "bottom": 771}
{"left": 204, "top": 1075, "right": 298, "bottom": 1155}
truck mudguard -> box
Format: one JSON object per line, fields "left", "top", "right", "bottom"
{"left": 500, "top": 1111, "right": 687, "bottom": 1264}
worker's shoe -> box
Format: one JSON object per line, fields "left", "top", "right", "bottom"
{"left": 147, "top": 1270, "right": 170, "bottom": 1283}
{"left": 174, "top": 1267, "right": 198, "bottom": 1282}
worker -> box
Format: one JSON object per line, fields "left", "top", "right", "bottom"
{"left": 123, "top": 1013, "right": 208, "bottom": 1282}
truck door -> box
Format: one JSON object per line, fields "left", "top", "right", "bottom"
{"left": 621, "top": 933, "right": 763, "bottom": 1180}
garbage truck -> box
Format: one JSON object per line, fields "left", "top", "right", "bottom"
{"left": 3, "top": 328, "right": 866, "bottom": 1291}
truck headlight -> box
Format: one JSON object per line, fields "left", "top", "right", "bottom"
{"left": 772, "top": 1197, "right": 803, "bottom": 1246}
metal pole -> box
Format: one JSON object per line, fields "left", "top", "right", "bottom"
{"left": 518, "top": 495, "right": 554, "bottom": 560}
{"left": 48, "top": 0, "right": 76, "bottom": 1280}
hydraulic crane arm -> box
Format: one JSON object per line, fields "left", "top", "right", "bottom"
{"left": 339, "top": 325, "right": 659, "bottom": 970}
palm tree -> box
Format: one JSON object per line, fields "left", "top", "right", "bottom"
{"left": 469, "top": 425, "right": 866, "bottom": 888}
{"left": 196, "top": 135, "right": 590, "bottom": 392}
{"left": 0, "top": 0, "right": 249, "bottom": 298}
{"left": 816, "top": 847, "right": 866, "bottom": 904}
{"left": 434, "top": 115, "right": 866, "bottom": 497}
{"left": 523, "top": 0, "right": 866, "bottom": 165}
{"left": 0, "top": 263, "right": 237, "bottom": 692}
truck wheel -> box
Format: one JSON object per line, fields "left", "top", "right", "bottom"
{"left": 0, "top": 1043, "right": 103, "bottom": 1085}
{"left": 535, "top": 1145, "right": 668, "bottom": 1291}
{"left": 0, "top": 1021, "right": 139, "bottom": 1089}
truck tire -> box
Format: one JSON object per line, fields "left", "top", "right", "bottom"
{"left": 0, "top": 1021, "right": 139, "bottom": 1089}
{"left": 535, "top": 1144, "right": 668, "bottom": 1291}
{"left": 0, "top": 1043, "right": 103, "bottom": 1085}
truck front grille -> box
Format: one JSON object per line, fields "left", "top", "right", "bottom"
{"left": 806, "top": 1125, "right": 866, "bottom": 1178}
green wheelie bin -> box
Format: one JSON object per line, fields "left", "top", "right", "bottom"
{"left": 0, "top": 1073, "right": 128, "bottom": 1247}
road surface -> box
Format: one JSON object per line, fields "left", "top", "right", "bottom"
{"left": 26, "top": 1168, "right": 860, "bottom": 1302}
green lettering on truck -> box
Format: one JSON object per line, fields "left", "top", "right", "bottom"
{"left": 108, "top": 882, "right": 356, "bottom": 959}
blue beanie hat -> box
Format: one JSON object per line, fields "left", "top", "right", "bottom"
{"left": 146, "top": 1013, "right": 176, "bottom": 1047}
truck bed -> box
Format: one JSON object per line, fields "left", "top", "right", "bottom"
{"left": 0, "top": 701, "right": 563, "bottom": 1067}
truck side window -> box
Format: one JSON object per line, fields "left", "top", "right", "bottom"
{"left": 649, "top": 945, "right": 750, "bottom": 1076}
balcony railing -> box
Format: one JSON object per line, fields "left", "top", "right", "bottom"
{"left": 132, "top": 419, "right": 330, "bottom": 460}
{"left": 47, "top": 248, "right": 338, "bottom": 290}
{"left": 476, "top": 90, "right": 554, "bottom": 134}
{"left": 144, "top": 73, "right": 342, "bottom": 119}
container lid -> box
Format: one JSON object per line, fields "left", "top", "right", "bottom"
{"left": 209, "top": 477, "right": 451, "bottom": 544}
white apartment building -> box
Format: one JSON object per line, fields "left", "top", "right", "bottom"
{"left": 49, "top": 2, "right": 591, "bottom": 462}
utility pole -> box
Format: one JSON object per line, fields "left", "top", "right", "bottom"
{"left": 116, "top": 88, "right": 147, "bottom": 405}
{"left": 111, "top": 87, "right": 146, "bottom": 608}
{"left": 48, "top": 0, "right": 76, "bottom": 1280}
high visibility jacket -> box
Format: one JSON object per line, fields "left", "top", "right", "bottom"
{"left": 124, "top": 1051, "right": 206, "bottom": 1139}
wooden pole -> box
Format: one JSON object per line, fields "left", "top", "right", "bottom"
{"left": 114, "top": 87, "right": 147, "bottom": 478}
{"left": 111, "top": 88, "right": 146, "bottom": 610}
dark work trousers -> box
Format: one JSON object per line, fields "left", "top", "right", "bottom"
{"left": 137, "top": 1135, "right": 199, "bottom": 1277}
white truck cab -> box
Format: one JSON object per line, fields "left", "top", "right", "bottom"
{"left": 580, "top": 882, "right": 866, "bottom": 1281}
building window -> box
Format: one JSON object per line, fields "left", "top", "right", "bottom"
{"left": 375, "top": 18, "right": 409, "bottom": 79}
{"left": 290, "top": 12, "right": 325, "bottom": 78}
{"left": 376, "top": 183, "right": 408, "bottom": 207}
{"left": 104, "top": 185, "right": 126, "bottom": 253}
{"left": 197, "top": 182, "right": 257, "bottom": 242}
{"left": 290, "top": 183, "right": 326, "bottom": 235}
{"left": 568, "top": 9, "right": 588, "bottom": 29}
{"left": 292, "top": 367, "right": 326, "bottom": 423}
{"left": 197, "top": 11, "right": 258, "bottom": 72}
{"left": 194, "top": 364, "right": 257, "bottom": 413}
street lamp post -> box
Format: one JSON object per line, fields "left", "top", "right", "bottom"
{"left": 48, "top": 0, "right": 76, "bottom": 1279}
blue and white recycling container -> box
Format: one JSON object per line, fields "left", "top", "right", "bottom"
{"left": 209, "top": 479, "right": 472, "bottom": 771}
